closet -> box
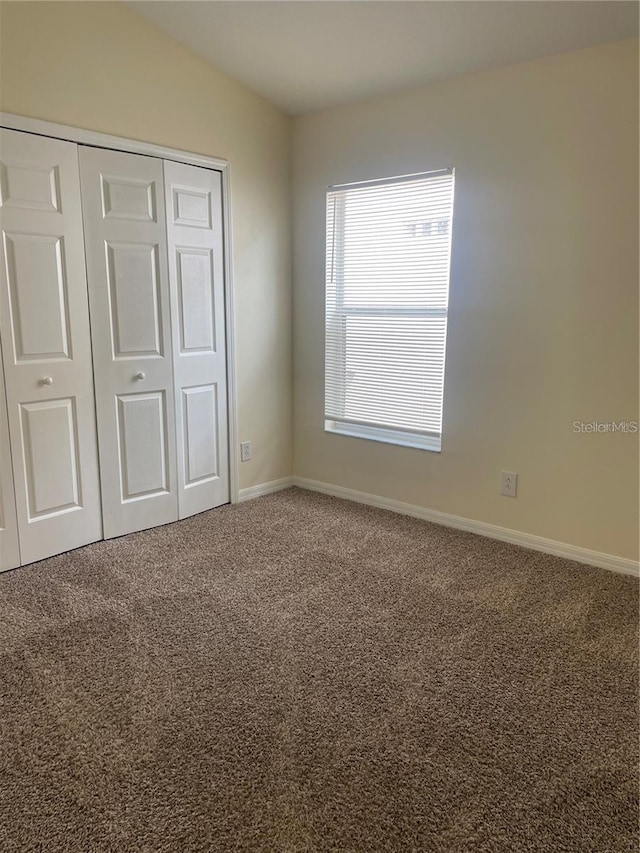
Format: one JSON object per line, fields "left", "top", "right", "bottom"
{"left": 0, "top": 127, "right": 230, "bottom": 571}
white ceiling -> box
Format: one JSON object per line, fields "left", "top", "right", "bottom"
{"left": 130, "top": 1, "right": 639, "bottom": 115}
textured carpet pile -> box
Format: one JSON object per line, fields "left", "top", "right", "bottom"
{"left": 0, "top": 488, "right": 638, "bottom": 852}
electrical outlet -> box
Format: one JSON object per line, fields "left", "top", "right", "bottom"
{"left": 240, "top": 441, "right": 251, "bottom": 463}
{"left": 500, "top": 471, "right": 518, "bottom": 498}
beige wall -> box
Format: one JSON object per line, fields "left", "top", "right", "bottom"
{"left": 0, "top": 1, "right": 293, "bottom": 490}
{"left": 293, "top": 39, "right": 639, "bottom": 560}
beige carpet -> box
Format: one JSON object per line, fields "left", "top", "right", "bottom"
{"left": 0, "top": 488, "right": 638, "bottom": 852}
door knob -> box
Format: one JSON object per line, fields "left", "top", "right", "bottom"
{"left": 133, "top": 371, "right": 146, "bottom": 381}
{"left": 41, "top": 376, "right": 54, "bottom": 386}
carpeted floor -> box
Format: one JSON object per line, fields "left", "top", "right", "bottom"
{"left": 0, "top": 488, "right": 638, "bottom": 853}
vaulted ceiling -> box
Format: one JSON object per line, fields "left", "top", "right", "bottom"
{"left": 130, "top": 1, "right": 639, "bottom": 114}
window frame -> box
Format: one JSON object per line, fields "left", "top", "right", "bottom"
{"left": 324, "top": 168, "right": 455, "bottom": 453}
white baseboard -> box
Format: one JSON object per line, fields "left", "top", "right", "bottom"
{"left": 292, "top": 477, "right": 639, "bottom": 578}
{"left": 238, "top": 477, "right": 294, "bottom": 503}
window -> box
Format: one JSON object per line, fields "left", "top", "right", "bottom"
{"left": 324, "top": 168, "right": 455, "bottom": 452}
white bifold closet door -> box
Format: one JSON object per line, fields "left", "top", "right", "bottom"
{"left": 164, "top": 161, "right": 229, "bottom": 518}
{"left": 79, "top": 147, "right": 178, "bottom": 539}
{"left": 0, "top": 129, "right": 102, "bottom": 565}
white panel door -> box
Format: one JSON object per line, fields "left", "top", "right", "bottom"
{"left": 79, "top": 147, "right": 178, "bottom": 538}
{"left": 0, "top": 345, "right": 20, "bottom": 571}
{"left": 0, "top": 128, "right": 102, "bottom": 565}
{"left": 164, "top": 161, "right": 229, "bottom": 518}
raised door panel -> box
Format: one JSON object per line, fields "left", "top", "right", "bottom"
{"left": 19, "top": 398, "right": 82, "bottom": 519}
{"left": 106, "top": 242, "right": 163, "bottom": 358}
{"left": 164, "top": 161, "right": 229, "bottom": 519}
{"left": 79, "top": 146, "right": 177, "bottom": 539}
{"left": 4, "top": 233, "right": 71, "bottom": 361}
{"left": 0, "top": 128, "right": 102, "bottom": 566}
{"left": 0, "top": 346, "right": 20, "bottom": 572}
{"left": 172, "top": 187, "right": 211, "bottom": 229}
{"left": 176, "top": 248, "right": 216, "bottom": 354}
{"left": 116, "top": 392, "right": 170, "bottom": 501}
{"left": 0, "top": 159, "right": 60, "bottom": 212}
{"left": 101, "top": 174, "right": 156, "bottom": 222}
{"left": 182, "top": 384, "right": 219, "bottom": 487}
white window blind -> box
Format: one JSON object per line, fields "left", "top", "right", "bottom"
{"left": 325, "top": 168, "right": 455, "bottom": 451}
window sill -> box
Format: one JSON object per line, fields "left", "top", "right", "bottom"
{"left": 324, "top": 420, "right": 441, "bottom": 452}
